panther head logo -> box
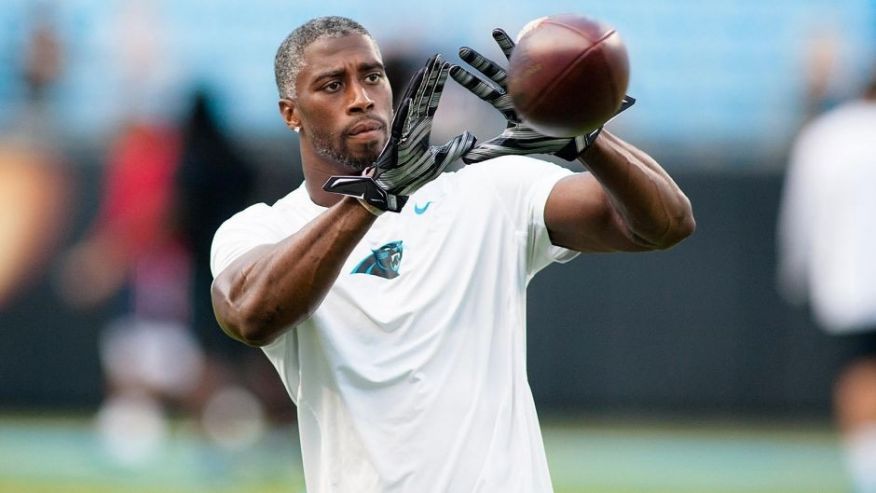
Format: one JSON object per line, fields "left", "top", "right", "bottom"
{"left": 352, "top": 241, "right": 404, "bottom": 279}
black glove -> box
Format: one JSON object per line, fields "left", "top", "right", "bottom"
{"left": 323, "top": 55, "right": 476, "bottom": 213}
{"left": 449, "top": 28, "right": 634, "bottom": 163}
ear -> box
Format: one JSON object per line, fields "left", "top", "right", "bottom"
{"left": 278, "top": 98, "right": 301, "bottom": 132}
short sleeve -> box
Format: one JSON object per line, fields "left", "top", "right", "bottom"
{"left": 460, "top": 155, "right": 580, "bottom": 277}
{"left": 524, "top": 167, "right": 580, "bottom": 276}
{"left": 210, "top": 203, "right": 287, "bottom": 278}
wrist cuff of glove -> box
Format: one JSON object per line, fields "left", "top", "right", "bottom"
{"left": 323, "top": 175, "right": 408, "bottom": 213}
{"left": 357, "top": 198, "right": 386, "bottom": 216}
{"left": 555, "top": 127, "right": 603, "bottom": 161}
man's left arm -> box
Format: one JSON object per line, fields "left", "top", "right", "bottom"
{"left": 544, "top": 130, "right": 695, "bottom": 253}
{"left": 450, "top": 29, "right": 694, "bottom": 253}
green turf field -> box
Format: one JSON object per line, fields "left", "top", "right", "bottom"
{"left": 0, "top": 414, "right": 848, "bottom": 493}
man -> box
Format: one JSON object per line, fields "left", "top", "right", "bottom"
{"left": 777, "top": 72, "right": 876, "bottom": 493}
{"left": 211, "top": 16, "right": 694, "bottom": 492}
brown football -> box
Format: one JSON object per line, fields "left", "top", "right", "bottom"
{"left": 508, "top": 14, "right": 630, "bottom": 137}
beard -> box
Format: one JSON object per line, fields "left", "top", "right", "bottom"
{"left": 309, "top": 125, "right": 385, "bottom": 172}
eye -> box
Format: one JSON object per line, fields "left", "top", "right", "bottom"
{"left": 323, "top": 81, "right": 342, "bottom": 93}
{"left": 365, "top": 72, "right": 384, "bottom": 84}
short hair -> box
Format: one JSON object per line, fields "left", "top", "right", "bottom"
{"left": 274, "top": 16, "right": 374, "bottom": 99}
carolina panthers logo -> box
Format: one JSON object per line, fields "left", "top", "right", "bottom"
{"left": 352, "top": 241, "right": 404, "bottom": 279}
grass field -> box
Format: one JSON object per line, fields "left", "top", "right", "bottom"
{"left": 0, "top": 414, "right": 848, "bottom": 493}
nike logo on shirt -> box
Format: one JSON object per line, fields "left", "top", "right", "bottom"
{"left": 414, "top": 201, "right": 433, "bottom": 215}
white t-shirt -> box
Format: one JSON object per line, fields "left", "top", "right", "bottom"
{"left": 211, "top": 155, "right": 578, "bottom": 492}
{"left": 777, "top": 100, "right": 876, "bottom": 333}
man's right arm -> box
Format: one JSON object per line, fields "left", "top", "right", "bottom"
{"left": 211, "top": 196, "right": 377, "bottom": 347}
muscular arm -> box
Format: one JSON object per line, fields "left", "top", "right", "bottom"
{"left": 211, "top": 197, "right": 376, "bottom": 346}
{"left": 545, "top": 130, "right": 695, "bottom": 253}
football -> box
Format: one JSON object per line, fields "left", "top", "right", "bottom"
{"left": 507, "top": 14, "right": 630, "bottom": 137}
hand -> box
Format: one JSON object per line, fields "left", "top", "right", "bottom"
{"left": 449, "top": 28, "right": 635, "bottom": 163}
{"left": 323, "top": 55, "right": 476, "bottom": 213}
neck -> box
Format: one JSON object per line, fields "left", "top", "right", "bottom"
{"left": 299, "top": 138, "right": 361, "bottom": 208}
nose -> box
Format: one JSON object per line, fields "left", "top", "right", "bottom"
{"left": 347, "top": 81, "right": 374, "bottom": 114}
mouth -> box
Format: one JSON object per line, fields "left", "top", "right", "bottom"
{"left": 347, "top": 119, "right": 385, "bottom": 138}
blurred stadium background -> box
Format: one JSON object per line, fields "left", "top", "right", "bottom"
{"left": 1, "top": 0, "right": 875, "bottom": 492}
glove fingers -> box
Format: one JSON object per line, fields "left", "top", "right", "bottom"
{"left": 390, "top": 97, "right": 411, "bottom": 140}
{"left": 451, "top": 64, "right": 519, "bottom": 123}
{"left": 449, "top": 65, "right": 503, "bottom": 103}
{"left": 411, "top": 54, "right": 443, "bottom": 121}
{"left": 461, "top": 137, "right": 529, "bottom": 164}
{"left": 425, "top": 62, "right": 450, "bottom": 118}
{"left": 491, "top": 28, "right": 515, "bottom": 60}
{"left": 433, "top": 131, "right": 477, "bottom": 164}
{"left": 457, "top": 47, "right": 508, "bottom": 87}
{"left": 372, "top": 96, "right": 412, "bottom": 170}
{"left": 461, "top": 132, "right": 569, "bottom": 164}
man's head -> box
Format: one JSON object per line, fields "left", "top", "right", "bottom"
{"left": 275, "top": 17, "right": 393, "bottom": 171}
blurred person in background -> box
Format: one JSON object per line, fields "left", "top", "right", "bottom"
{"left": 57, "top": 112, "right": 202, "bottom": 466}
{"left": 0, "top": 2, "right": 70, "bottom": 310}
{"left": 58, "top": 89, "right": 275, "bottom": 464}
{"left": 54, "top": 0, "right": 269, "bottom": 465}
{"left": 53, "top": 8, "right": 190, "bottom": 464}
{"left": 210, "top": 16, "right": 694, "bottom": 491}
{"left": 175, "top": 88, "right": 280, "bottom": 445}
{"left": 777, "top": 52, "right": 876, "bottom": 492}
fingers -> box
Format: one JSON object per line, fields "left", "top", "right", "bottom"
{"left": 410, "top": 54, "right": 445, "bottom": 121}
{"left": 457, "top": 46, "right": 507, "bottom": 87}
{"left": 424, "top": 62, "right": 450, "bottom": 118}
{"left": 449, "top": 64, "right": 502, "bottom": 103}
{"left": 461, "top": 130, "right": 572, "bottom": 164}
{"left": 491, "top": 28, "right": 515, "bottom": 60}
{"left": 461, "top": 137, "right": 527, "bottom": 164}
{"left": 461, "top": 145, "right": 497, "bottom": 165}
{"left": 434, "top": 130, "right": 477, "bottom": 165}
{"left": 449, "top": 64, "right": 517, "bottom": 122}
{"left": 389, "top": 97, "right": 411, "bottom": 142}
